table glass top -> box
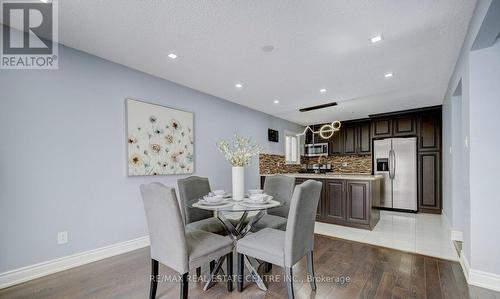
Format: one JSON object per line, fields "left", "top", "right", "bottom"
{"left": 186, "top": 196, "right": 281, "bottom": 212}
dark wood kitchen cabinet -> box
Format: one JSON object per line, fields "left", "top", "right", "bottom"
{"left": 418, "top": 110, "right": 441, "bottom": 151}
{"left": 302, "top": 105, "right": 443, "bottom": 214}
{"left": 357, "top": 121, "right": 371, "bottom": 154}
{"left": 418, "top": 152, "right": 441, "bottom": 213}
{"left": 261, "top": 175, "right": 380, "bottom": 229}
{"left": 324, "top": 180, "right": 346, "bottom": 223}
{"left": 393, "top": 114, "right": 417, "bottom": 136}
{"left": 343, "top": 121, "right": 371, "bottom": 155}
{"left": 293, "top": 177, "right": 325, "bottom": 219}
{"left": 343, "top": 124, "right": 357, "bottom": 154}
{"left": 329, "top": 129, "right": 343, "bottom": 155}
{"left": 346, "top": 181, "right": 370, "bottom": 225}
{"left": 372, "top": 118, "right": 392, "bottom": 138}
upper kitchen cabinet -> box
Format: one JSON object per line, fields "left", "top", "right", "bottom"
{"left": 418, "top": 110, "right": 441, "bottom": 151}
{"left": 372, "top": 114, "right": 417, "bottom": 138}
{"left": 343, "top": 121, "right": 371, "bottom": 154}
{"left": 343, "top": 124, "right": 357, "bottom": 154}
{"left": 372, "top": 118, "right": 392, "bottom": 138}
{"left": 394, "top": 114, "right": 417, "bottom": 136}
{"left": 330, "top": 129, "right": 343, "bottom": 155}
{"left": 357, "top": 121, "right": 371, "bottom": 154}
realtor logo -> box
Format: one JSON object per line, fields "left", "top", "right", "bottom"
{"left": 1, "top": 0, "right": 58, "bottom": 69}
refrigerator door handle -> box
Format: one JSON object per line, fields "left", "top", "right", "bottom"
{"left": 392, "top": 149, "right": 396, "bottom": 179}
{"left": 389, "top": 149, "right": 395, "bottom": 179}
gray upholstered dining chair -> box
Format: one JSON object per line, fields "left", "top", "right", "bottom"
{"left": 236, "top": 180, "right": 322, "bottom": 299}
{"left": 141, "top": 182, "right": 234, "bottom": 299}
{"left": 251, "top": 175, "right": 296, "bottom": 232}
{"left": 177, "top": 176, "right": 226, "bottom": 234}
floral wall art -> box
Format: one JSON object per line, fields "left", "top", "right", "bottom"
{"left": 126, "top": 99, "right": 194, "bottom": 176}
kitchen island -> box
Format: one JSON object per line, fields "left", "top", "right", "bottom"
{"left": 261, "top": 173, "right": 383, "bottom": 230}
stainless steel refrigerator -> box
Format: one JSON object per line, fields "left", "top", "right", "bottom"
{"left": 373, "top": 137, "right": 417, "bottom": 211}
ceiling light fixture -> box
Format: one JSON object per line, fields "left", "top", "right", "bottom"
{"left": 299, "top": 101, "right": 337, "bottom": 112}
{"left": 384, "top": 72, "right": 393, "bottom": 78}
{"left": 167, "top": 53, "right": 178, "bottom": 59}
{"left": 370, "top": 35, "right": 383, "bottom": 43}
{"left": 235, "top": 83, "right": 243, "bottom": 88}
{"left": 273, "top": 100, "right": 280, "bottom": 104}
{"left": 320, "top": 88, "right": 327, "bottom": 94}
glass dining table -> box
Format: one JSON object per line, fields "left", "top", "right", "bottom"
{"left": 186, "top": 196, "right": 281, "bottom": 291}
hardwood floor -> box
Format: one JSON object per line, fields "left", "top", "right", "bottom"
{"left": 1, "top": 235, "right": 498, "bottom": 299}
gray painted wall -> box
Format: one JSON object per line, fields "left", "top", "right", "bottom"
{"left": 0, "top": 33, "right": 302, "bottom": 272}
{"left": 442, "top": 0, "right": 500, "bottom": 276}
{"left": 441, "top": 0, "right": 491, "bottom": 265}
{"left": 469, "top": 38, "right": 500, "bottom": 275}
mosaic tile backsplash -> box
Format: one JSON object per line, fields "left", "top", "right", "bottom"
{"left": 259, "top": 154, "right": 305, "bottom": 174}
{"left": 259, "top": 153, "right": 372, "bottom": 174}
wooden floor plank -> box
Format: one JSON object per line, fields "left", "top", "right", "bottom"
{"left": 425, "top": 258, "right": 443, "bottom": 299}
{"left": 1, "top": 235, "right": 499, "bottom": 299}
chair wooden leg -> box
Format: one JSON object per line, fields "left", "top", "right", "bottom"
{"left": 226, "top": 253, "right": 233, "bottom": 292}
{"left": 285, "top": 267, "right": 294, "bottom": 299}
{"left": 196, "top": 267, "right": 201, "bottom": 277}
{"left": 209, "top": 260, "right": 215, "bottom": 273}
{"left": 265, "top": 262, "right": 273, "bottom": 272}
{"left": 180, "top": 272, "right": 188, "bottom": 299}
{"left": 307, "top": 251, "right": 317, "bottom": 291}
{"left": 149, "top": 259, "right": 159, "bottom": 299}
{"left": 237, "top": 253, "right": 244, "bottom": 292}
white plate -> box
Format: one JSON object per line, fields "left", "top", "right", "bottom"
{"left": 198, "top": 199, "right": 228, "bottom": 206}
{"left": 194, "top": 202, "right": 233, "bottom": 209}
{"left": 245, "top": 195, "right": 271, "bottom": 203}
{"left": 240, "top": 200, "right": 273, "bottom": 206}
{"left": 238, "top": 201, "right": 277, "bottom": 208}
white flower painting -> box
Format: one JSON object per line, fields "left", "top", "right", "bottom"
{"left": 126, "top": 99, "right": 194, "bottom": 176}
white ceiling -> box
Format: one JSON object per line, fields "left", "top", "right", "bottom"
{"left": 38, "top": 1, "right": 479, "bottom": 124}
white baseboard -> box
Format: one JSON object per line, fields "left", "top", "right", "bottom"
{"left": 459, "top": 249, "right": 470, "bottom": 281}
{"left": 451, "top": 230, "right": 463, "bottom": 241}
{"left": 0, "top": 235, "right": 150, "bottom": 289}
{"left": 469, "top": 269, "right": 500, "bottom": 292}
{"left": 459, "top": 249, "right": 500, "bottom": 292}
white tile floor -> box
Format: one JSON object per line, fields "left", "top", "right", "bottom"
{"left": 314, "top": 210, "right": 459, "bottom": 261}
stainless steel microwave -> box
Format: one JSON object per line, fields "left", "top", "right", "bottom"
{"left": 305, "top": 143, "right": 328, "bottom": 157}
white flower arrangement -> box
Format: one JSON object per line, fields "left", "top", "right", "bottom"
{"left": 217, "top": 134, "right": 264, "bottom": 167}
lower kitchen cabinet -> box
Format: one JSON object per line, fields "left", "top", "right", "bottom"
{"left": 324, "top": 180, "right": 346, "bottom": 223}
{"left": 262, "top": 176, "right": 380, "bottom": 230}
{"left": 294, "top": 177, "right": 325, "bottom": 219}
{"left": 346, "top": 181, "right": 371, "bottom": 225}
{"left": 418, "top": 152, "right": 441, "bottom": 213}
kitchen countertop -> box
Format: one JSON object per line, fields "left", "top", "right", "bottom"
{"left": 261, "top": 173, "right": 383, "bottom": 181}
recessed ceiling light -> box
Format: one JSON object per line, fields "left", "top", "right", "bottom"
{"left": 235, "top": 83, "right": 243, "bottom": 88}
{"left": 167, "top": 53, "right": 178, "bottom": 59}
{"left": 320, "top": 88, "right": 327, "bottom": 94}
{"left": 273, "top": 100, "right": 280, "bottom": 104}
{"left": 384, "top": 72, "right": 393, "bottom": 78}
{"left": 370, "top": 35, "right": 383, "bottom": 43}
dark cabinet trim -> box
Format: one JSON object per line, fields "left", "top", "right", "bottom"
{"left": 417, "top": 152, "right": 441, "bottom": 213}
{"left": 417, "top": 112, "right": 441, "bottom": 151}
{"left": 324, "top": 180, "right": 346, "bottom": 223}
{"left": 394, "top": 115, "right": 417, "bottom": 136}
{"left": 346, "top": 181, "right": 370, "bottom": 225}
{"left": 372, "top": 118, "right": 392, "bottom": 138}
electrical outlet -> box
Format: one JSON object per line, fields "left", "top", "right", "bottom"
{"left": 342, "top": 162, "right": 348, "bottom": 167}
{"left": 465, "top": 136, "right": 469, "bottom": 148}
{"left": 57, "top": 231, "right": 68, "bottom": 245}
